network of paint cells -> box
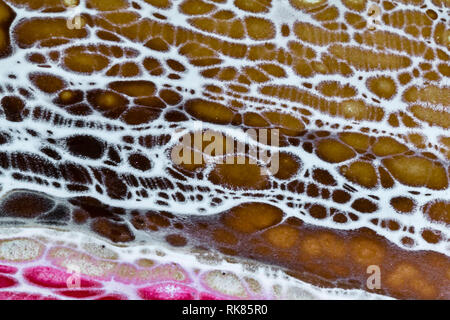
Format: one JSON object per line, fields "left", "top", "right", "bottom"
{"left": 0, "top": 0, "right": 448, "bottom": 299}
{"left": 2, "top": 228, "right": 364, "bottom": 300}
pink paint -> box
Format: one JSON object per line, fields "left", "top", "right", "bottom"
{"left": 57, "top": 289, "right": 105, "bottom": 298}
{"left": 0, "top": 265, "right": 18, "bottom": 274}
{"left": 199, "top": 293, "right": 221, "bottom": 300}
{"left": 0, "top": 274, "right": 17, "bottom": 288}
{"left": 138, "top": 283, "right": 197, "bottom": 300}
{"left": 23, "top": 266, "right": 102, "bottom": 289}
{"left": 0, "top": 291, "right": 58, "bottom": 300}
{"left": 96, "top": 294, "right": 128, "bottom": 300}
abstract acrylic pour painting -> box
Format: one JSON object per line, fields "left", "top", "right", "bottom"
{"left": 0, "top": 0, "right": 448, "bottom": 303}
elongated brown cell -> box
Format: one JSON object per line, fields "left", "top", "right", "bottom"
{"left": 122, "top": 201, "right": 450, "bottom": 299}
{"left": 208, "top": 158, "right": 270, "bottom": 190}
{"left": 0, "top": 191, "right": 54, "bottom": 218}
{"left": 14, "top": 18, "right": 88, "bottom": 48}
{"left": 29, "top": 73, "right": 67, "bottom": 94}
{"left": 383, "top": 156, "right": 448, "bottom": 190}
{"left": 185, "top": 99, "right": 235, "bottom": 125}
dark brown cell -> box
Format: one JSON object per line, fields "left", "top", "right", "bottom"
{"left": 29, "top": 73, "right": 66, "bottom": 94}
{"left": 312, "top": 168, "right": 337, "bottom": 186}
{"left": 26, "top": 53, "right": 46, "bottom": 64}
{"left": 91, "top": 218, "right": 135, "bottom": 242}
{"left": 73, "top": 209, "right": 89, "bottom": 224}
{"left": 60, "top": 162, "right": 92, "bottom": 184}
{"left": 66, "top": 135, "right": 105, "bottom": 159}
{"left": 306, "top": 184, "right": 319, "bottom": 197}
{"left": 146, "top": 211, "right": 171, "bottom": 228}
{"left": 121, "top": 107, "right": 161, "bottom": 125}
{"left": 138, "top": 134, "right": 171, "bottom": 148}
{"left": 1, "top": 96, "right": 25, "bottom": 122}
{"left": 102, "top": 168, "right": 128, "bottom": 200}
{"left": 159, "top": 89, "right": 182, "bottom": 105}
{"left": 302, "top": 141, "right": 313, "bottom": 153}
{"left": 185, "top": 99, "right": 234, "bottom": 125}
{"left": 309, "top": 204, "right": 327, "bottom": 219}
{"left": 144, "top": 37, "right": 169, "bottom": 52}
{"left": 332, "top": 189, "right": 351, "bottom": 203}
{"left": 421, "top": 229, "right": 442, "bottom": 244}
{"left": 107, "top": 147, "right": 121, "bottom": 163}
{"left": 286, "top": 216, "right": 304, "bottom": 227}
{"left": 143, "top": 57, "right": 164, "bottom": 75}
{"left": 423, "top": 200, "right": 449, "bottom": 225}
{"left": 131, "top": 215, "right": 149, "bottom": 230}
{"left": 96, "top": 30, "right": 121, "bottom": 42}
{"left": 385, "top": 219, "right": 400, "bottom": 231}
{"left": 69, "top": 196, "right": 120, "bottom": 219}
{"left": 333, "top": 213, "right": 348, "bottom": 223}
{"left": 425, "top": 9, "right": 438, "bottom": 20}
{"left": 122, "top": 135, "right": 134, "bottom": 144}
{"left": 351, "top": 198, "right": 378, "bottom": 213}
{"left": 165, "top": 110, "right": 188, "bottom": 122}
{"left": 128, "top": 153, "right": 152, "bottom": 171}
{"left": 40, "top": 147, "right": 62, "bottom": 160}
{"left": 166, "top": 59, "right": 186, "bottom": 72}
{"left": 379, "top": 166, "right": 395, "bottom": 188}
{"left": 390, "top": 196, "right": 415, "bottom": 213}
{"left": 0, "top": 191, "right": 54, "bottom": 218}
{"left": 66, "top": 104, "right": 92, "bottom": 116}
{"left": 281, "top": 24, "right": 290, "bottom": 37}
{"left": 165, "top": 234, "right": 187, "bottom": 247}
{"left": 0, "top": 132, "right": 10, "bottom": 145}
{"left": 67, "top": 184, "right": 90, "bottom": 192}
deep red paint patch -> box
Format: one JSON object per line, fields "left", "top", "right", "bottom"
{"left": 57, "top": 289, "right": 105, "bottom": 298}
{"left": 199, "top": 293, "right": 221, "bottom": 300}
{"left": 0, "top": 274, "right": 17, "bottom": 288}
{"left": 96, "top": 294, "right": 128, "bottom": 300}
